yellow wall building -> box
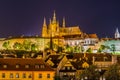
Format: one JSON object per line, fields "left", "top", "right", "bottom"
{"left": 0, "top": 58, "right": 55, "bottom": 80}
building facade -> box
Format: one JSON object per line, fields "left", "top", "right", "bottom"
{"left": 42, "top": 11, "right": 82, "bottom": 38}
{"left": 0, "top": 58, "right": 55, "bottom": 80}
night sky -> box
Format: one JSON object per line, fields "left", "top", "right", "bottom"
{"left": 0, "top": 0, "right": 120, "bottom": 38}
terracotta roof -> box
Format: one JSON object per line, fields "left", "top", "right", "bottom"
{"left": 67, "top": 53, "right": 112, "bottom": 62}
{"left": 88, "top": 34, "right": 98, "bottom": 38}
{"left": 0, "top": 58, "right": 54, "bottom": 71}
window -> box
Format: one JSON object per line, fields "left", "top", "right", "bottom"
{"left": 40, "top": 64, "right": 45, "bottom": 68}
{"left": 63, "top": 73, "right": 66, "bottom": 76}
{"left": 47, "top": 74, "right": 50, "bottom": 78}
{"left": 3, "top": 65, "right": 7, "bottom": 68}
{"left": 16, "top": 64, "right": 20, "bottom": 68}
{"left": 10, "top": 73, "right": 13, "bottom": 78}
{"left": 2, "top": 73, "right": 5, "bottom": 78}
{"left": 25, "top": 64, "right": 30, "bottom": 68}
{"left": 38, "top": 74, "right": 42, "bottom": 78}
{"left": 22, "top": 73, "right": 26, "bottom": 78}
{"left": 67, "top": 66, "right": 70, "bottom": 70}
{"left": 16, "top": 73, "right": 19, "bottom": 78}
{"left": 35, "top": 64, "right": 40, "bottom": 69}
{"left": 28, "top": 74, "right": 32, "bottom": 78}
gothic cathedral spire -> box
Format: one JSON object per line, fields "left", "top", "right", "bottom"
{"left": 52, "top": 10, "right": 56, "bottom": 23}
{"left": 115, "top": 28, "right": 120, "bottom": 38}
{"left": 42, "top": 17, "right": 47, "bottom": 37}
{"left": 62, "top": 17, "right": 66, "bottom": 28}
{"left": 43, "top": 17, "right": 47, "bottom": 27}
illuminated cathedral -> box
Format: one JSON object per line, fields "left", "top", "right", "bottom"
{"left": 42, "top": 11, "right": 82, "bottom": 38}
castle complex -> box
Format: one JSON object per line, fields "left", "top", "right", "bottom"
{"left": 42, "top": 11, "right": 82, "bottom": 38}
{"left": 0, "top": 12, "right": 120, "bottom": 80}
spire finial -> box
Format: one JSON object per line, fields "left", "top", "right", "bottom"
{"left": 49, "top": 18, "right": 51, "bottom": 24}
{"left": 62, "top": 17, "right": 66, "bottom": 28}
{"left": 43, "top": 17, "right": 47, "bottom": 26}
{"left": 52, "top": 10, "right": 56, "bottom": 23}
{"left": 116, "top": 27, "right": 119, "bottom": 33}
{"left": 115, "top": 27, "right": 120, "bottom": 38}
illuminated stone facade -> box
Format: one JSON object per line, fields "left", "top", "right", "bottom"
{"left": 115, "top": 28, "right": 120, "bottom": 38}
{"left": 0, "top": 58, "right": 55, "bottom": 80}
{"left": 42, "top": 11, "right": 82, "bottom": 37}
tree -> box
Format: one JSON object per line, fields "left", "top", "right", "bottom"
{"left": 98, "top": 45, "right": 111, "bottom": 53}
{"left": 23, "top": 40, "right": 32, "bottom": 51}
{"left": 98, "top": 45, "right": 106, "bottom": 53}
{"left": 13, "top": 42, "right": 22, "bottom": 50}
{"left": 80, "top": 65, "right": 100, "bottom": 80}
{"left": 74, "top": 46, "right": 81, "bottom": 53}
{"left": 111, "top": 44, "right": 116, "bottom": 54}
{"left": 104, "top": 64, "right": 120, "bottom": 80}
{"left": 86, "top": 48, "right": 92, "bottom": 53}
{"left": 2, "top": 41, "right": 10, "bottom": 49}
{"left": 31, "top": 43, "right": 38, "bottom": 52}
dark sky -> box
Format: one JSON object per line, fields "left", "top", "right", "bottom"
{"left": 0, "top": 0, "right": 120, "bottom": 38}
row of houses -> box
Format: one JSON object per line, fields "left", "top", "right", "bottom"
{"left": 0, "top": 52, "right": 120, "bottom": 80}
{"left": 45, "top": 53, "right": 119, "bottom": 80}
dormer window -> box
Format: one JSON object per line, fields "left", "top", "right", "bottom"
{"left": 3, "top": 64, "right": 7, "bottom": 68}
{"left": 16, "top": 64, "right": 20, "bottom": 68}
{"left": 40, "top": 64, "right": 45, "bottom": 69}
{"left": 35, "top": 64, "right": 40, "bottom": 69}
{"left": 25, "top": 64, "right": 30, "bottom": 68}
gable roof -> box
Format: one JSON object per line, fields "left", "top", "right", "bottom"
{"left": 0, "top": 58, "right": 54, "bottom": 71}
{"left": 46, "top": 55, "right": 64, "bottom": 68}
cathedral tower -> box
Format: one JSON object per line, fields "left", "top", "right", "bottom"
{"left": 62, "top": 17, "right": 66, "bottom": 28}
{"left": 49, "top": 11, "right": 59, "bottom": 37}
{"left": 42, "top": 17, "right": 48, "bottom": 37}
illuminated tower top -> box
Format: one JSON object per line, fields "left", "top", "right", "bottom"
{"left": 43, "top": 17, "right": 47, "bottom": 27}
{"left": 62, "top": 17, "right": 66, "bottom": 28}
{"left": 42, "top": 17, "right": 47, "bottom": 37}
{"left": 115, "top": 28, "right": 120, "bottom": 38}
{"left": 52, "top": 11, "right": 57, "bottom": 24}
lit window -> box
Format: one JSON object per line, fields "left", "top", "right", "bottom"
{"left": 28, "top": 74, "right": 32, "bottom": 78}
{"left": 3, "top": 65, "right": 7, "bottom": 68}
{"left": 22, "top": 73, "right": 26, "bottom": 78}
{"left": 10, "top": 73, "right": 13, "bottom": 78}
{"left": 39, "top": 74, "right": 42, "bottom": 78}
{"left": 35, "top": 64, "right": 40, "bottom": 69}
{"left": 16, "top": 64, "right": 20, "bottom": 68}
{"left": 16, "top": 73, "right": 19, "bottom": 78}
{"left": 25, "top": 64, "right": 30, "bottom": 68}
{"left": 40, "top": 65, "right": 45, "bottom": 68}
{"left": 63, "top": 73, "right": 66, "bottom": 75}
{"left": 47, "top": 74, "right": 50, "bottom": 78}
{"left": 67, "top": 66, "right": 70, "bottom": 70}
{"left": 2, "top": 73, "right": 5, "bottom": 78}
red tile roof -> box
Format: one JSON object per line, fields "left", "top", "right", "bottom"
{"left": 0, "top": 58, "right": 54, "bottom": 71}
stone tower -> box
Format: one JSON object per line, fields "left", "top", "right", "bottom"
{"left": 42, "top": 17, "right": 48, "bottom": 37}
{"left": 115, "top": 28, "right": 120, "bottom": 38}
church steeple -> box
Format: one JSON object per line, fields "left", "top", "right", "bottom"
{"left": 62, "top": 17, "right": 66, "bottom": 28}
{"left": 43, "top": 17, "right": 47, "bottom": 27}
{"left": 49, "top": 18, "right": 52, "bottom": 25}
{"left": 42, "top": 17, "right": 47, "bottom": 37}
{"left": 115, "top": 28, "right": 120, "bottom": 38}
{"left": 52, "top": 11, "right": 56, "bottom": 23}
